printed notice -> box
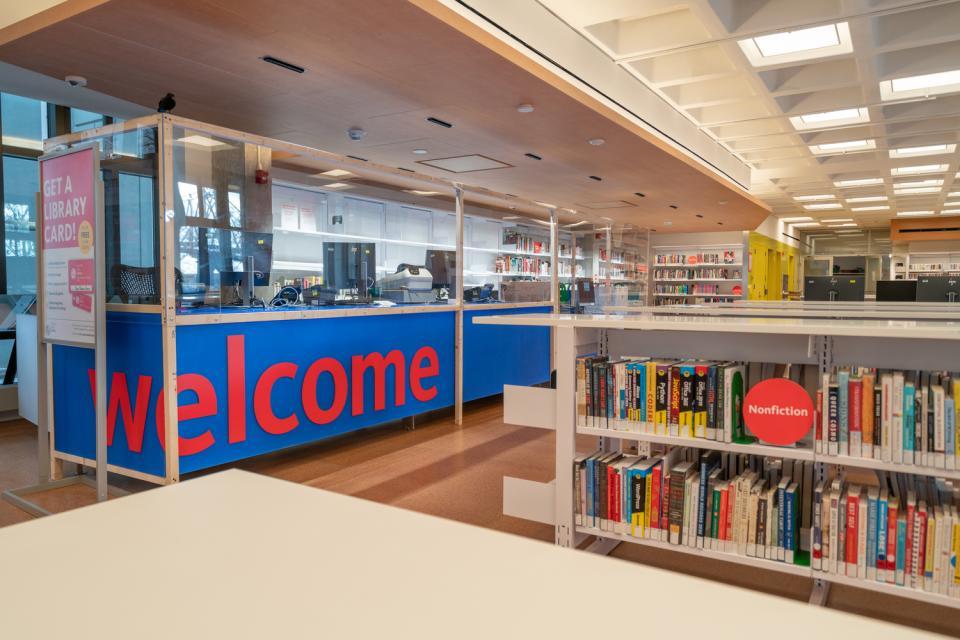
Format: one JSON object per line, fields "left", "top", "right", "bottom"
{"left": 41, "top": 147, "right": 97, "bottom": 344}
{"left": 280, "top": 202, "right": 298, "bottom": 229}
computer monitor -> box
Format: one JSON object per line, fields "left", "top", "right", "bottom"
{"left": 876, "top": 279, "right": 917, "bottom": 302}
{"left": 322, "top": 242, "right": 376, "bottom": 295}
{"left": 424, "top": 249, "right": 456, "bottom": 289}
{"left": 916, "top": 276, "right": 960, "bottom": 302}
{"left": 803, "top": 275, "right": 865, "bottom": 301}
{"left": 243, "top": 231, "right": 272, "bottom": 286}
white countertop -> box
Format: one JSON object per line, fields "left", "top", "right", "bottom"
{"left": 0, "top": 470, "right": 942, "bottom": 639}
{"left": 473, "top": 312, "right": 960, "bottom": 340}
{"left": 603, "top": 303, "right": 960, "bottom": 321}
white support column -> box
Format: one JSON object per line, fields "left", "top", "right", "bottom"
{"left": 554, "top": 324, "right": 576, "bottom": 547}
{"left": 549, "top": 208, "right": 558, "bottom": 371}
{"left": 605, "top": 227, "right": 612, "bottom": 290}
{"left": 454, "top": 185, "right": 464, "bottom": 426}
{"left": 159, "top": 116, "right": 180, "bottom": 482}
{"left": 94, "top": 176, "right": 107, "bottom": 502}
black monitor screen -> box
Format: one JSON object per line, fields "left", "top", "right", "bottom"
{"left": 803, "top": 275, "right": 865, "bottom": 302}
{"left": 244, "top": 232, "right": 272, "bottom": 286}
{"left": 323, "top": 242, "right": 376, "bottom": 293}
{"left": 876, "top": 279, "right": 917, "bottom": 302}
{"left": 916, "top": 276, "right": 960, "bottom": 302}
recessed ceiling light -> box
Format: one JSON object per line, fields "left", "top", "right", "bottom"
{"left": 780, "top": 216, "right": 814, "bottom": 222}
{"left": 834, "top": 177, "right": 883, "bottom": 187}
{"left": 738, "top": 22, "right": 851, "bottom": 67}
{"left": 790, "top": 108, "right": 869, "bottom": 131}
{"left": 897, "top": 211, "right": 935, "bottom": 217}
{"left": 316, "top": 169, "right": 352, "bottom": 178}
{"left": 805, "top": 203, "right": 843, "bottom": 210}
{"left": 944, "top": 201, "right": 960, "bottom": 207}
{"left": 809, "top": 139, "right": 875, "bottom": 155}
{"left": 894, "top": 178, "right": 943, "bottom": 188}
{"left": 851, "top": 206, "right": 889, "bottom": 211}
{"left": 404, "top": 189, "right": 441, "bottom": 196}
{"left": 894, "top": 187, "right": 941, "bottom": 195}
{"left": 889, "top": 144, "right": 955, "bottom": 158}
{"left": 942, "top": 209, "right": 960, "bottom": 214}
{"left": 948, "top": 192, "right": 960, "bottom": 198}
{"left": 821, "top": 218, "right": 853, "bottom": 223}
{"left": 323, "top": 182, "right": 352, "bottom": 190}
{"left": 516, "top": 103, "right": 534, "bottom": 113}
{"left": 588, "top": 138, "right": 605, "bottom": 146}
{"left": 835, "top": 230, "right": 864, "bottom": 234}
{"left": 881, "top": 68, "right": 960, "bottom": 101}
{"left": 177, "top": 135, "right": 224, "bottom": 147}
{"left": 827, "top": 222, "right": 858, "bottom": 227}
{"left": 789, "top": 221, "right": 821, "bottom": 227}
{"left": 845, "top": 195, "right": 887, "bottom": 203}
{"left": 412, "top": 149, "right": 428, "bottom": 155}
{"left": 890, "top": 164, "right": 948, "bottom": 176}
{"left": 793, "top": 194, "right": 834, "bottom": 201}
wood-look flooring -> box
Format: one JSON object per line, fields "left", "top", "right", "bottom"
{"left": 1, "top": 400, "right": 958, "bottom": 636}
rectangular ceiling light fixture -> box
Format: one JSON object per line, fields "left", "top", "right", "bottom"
{"left": 790, "top": 107, "right": 869, "bottom": 131}
{"left": 894, "top": 178, "right": 943, "bottom": 188}
{"left": 739, "top": 22, "right": 852, "bottom": 67}
{"left": 942, "top": 209, "right": 960, "bottom": 214}
{"left": 851, "top": 206, "right": 889, "bottom": 211}
{"left": 881, "top": 68, "right": 960, "bottom": 101}
{"left": 418, "top": 154, "right": 512, "bottom": 173}
{"left": 897, "top": 211, "right": 935, "bottom": 217}
{"left": 177, "top": 135, "right": 225, "bottom": 148}
{"left": 793, "top": 194, "right": 834, "bottom": 201}
{"left": 834, "top": 177, "right": 883, "bottom": 187}
{"left": 821, "top": 218, "right": 853, "bottom": 223}
{"left": 780, "top": 216, "right": 814, "bottom": 222}
{"left": 889, "top": 144, "right": 955, "bottom": 158}
{"left": 809, "top": 139, "right": 876, "bottom": 155}
{"left": 894, "top": 187, "right": 941, "bottom": 195}
{"left": 315, "top": 169, "right": 352, "bottom": 178}
{"left": 804, "top": 203, "right": 843, "bottom": 210}
{"left": 890, "top": 164, "right": 948, "bottom": 176}
{"left": 827, "top": 223, "right": 858, "bottom": 227}
{"left": 845, "top": 195, "right": 887, "bottom": 203}
{"left": 789, "top": 222, "right": 821, "bottom": 227}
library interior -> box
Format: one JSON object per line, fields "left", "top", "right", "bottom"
{"left": 2, "top": 0, "right": 960, "bottom": 637}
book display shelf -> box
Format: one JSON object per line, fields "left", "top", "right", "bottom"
{"left": 892, "top": 251, "right": 960, "bottom": 280}
{"left": 476, "top": 311, "right": 960, "bottom": 611}
{"left": 652, "top": 243, "right": 746, "bottom": 306}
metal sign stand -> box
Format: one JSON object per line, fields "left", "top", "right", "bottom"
{"left": 2, "top": 142, "right": 115, "bottom": 516}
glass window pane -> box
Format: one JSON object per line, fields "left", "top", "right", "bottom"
{"left": 70, "top": 108, "right": 106, "bottom": 133}
{"left": 1, "top": 94, "right": 45, "bottom": 150}
{"left": 3, "top": 155, "right": 38, "bottom": 294}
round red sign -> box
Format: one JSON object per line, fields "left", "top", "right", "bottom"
{"left": 743, "top": 378, "right": 814, "bottom": 446}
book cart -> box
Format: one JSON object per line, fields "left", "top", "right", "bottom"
{"left": 475, "top": 310, "right": 960, "bottom": 610}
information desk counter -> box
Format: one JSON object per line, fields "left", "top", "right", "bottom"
{"left": 52, "top": 302, "right": 550, "bottom": 481}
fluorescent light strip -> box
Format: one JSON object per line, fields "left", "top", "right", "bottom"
{"left": 889, "top": 144, "right": 954, "bottom": 158}
{"left": 789, "top": 222, "right": 821, "bottom": 227}
{"left": 780, "top": 216, "right": 814, "bottom": 222}
{"left": 894, "top": 187, "right": 941, "bottom": 195}
{"left": 804, "top": 203, "right": 843, "bottom": 210}
{"left": 827, "top": 223, "right": 857, "bottom": 227}
{"left": 894, "top": 179, "right": 943, "bottom": 188}
{"left": 942, "top": 209, "right": 960, "bottom": 215}
{"left": 790, "top": 107, "right": 869, "bottom": 131}
{"left": 821, "top": 218, "right": 853, "bottom": 223}
{"left": 851, "top": 206, "right": 889, "bottom": 212}
{"left": 890, "top": 164, "right": 948, "bottom": 176}
{"left": 792, "top": 194, "right": 834, "bottom": 202}
{"left": 834, "top": 177, "right": 883, "bottom": 187}
{"left": 897, "top": 211, "right": 934, "bottom": 217}
{"left": 845, "top": 195, "right": 887, "bottom": 203}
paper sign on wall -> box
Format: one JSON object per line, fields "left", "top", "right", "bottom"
{"left": 40, "top": 147, "right": 97, "bottom": 345}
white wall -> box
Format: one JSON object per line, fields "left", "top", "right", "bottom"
{"left": 753, "top": 215, "right": 803, "bottom": 250}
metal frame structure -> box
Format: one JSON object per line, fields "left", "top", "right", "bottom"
{"left": 481, "top": 310, "right": 960, "bottom": 610}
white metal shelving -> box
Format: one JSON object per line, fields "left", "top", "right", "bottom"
{"left": 578, "top": 426, "right": 815, "bottom": 461}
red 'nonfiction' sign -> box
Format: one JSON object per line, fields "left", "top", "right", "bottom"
{"left": 743, "top": 378, "right": 814, "bottom": 446}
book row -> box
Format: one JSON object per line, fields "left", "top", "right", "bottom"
{"left": 653, "top": 267, "right": 741, "bottom": 280}
{"left": 576, "top": 449, "right": 814, "bottom": 565}
{"left": 813, "top": 473, "right": 960, "bottom": 597}
{"left": 575, "top": 356, "right": 755, "bottom": 443}
{"left": 653, "top": 251, "right": 738, "bottom": 266}
{"left": 818, "top": 367, "right": 960, "bottom": 471}
{"left": 494, "top": 255, "right": 550, "bottom": 275}
{"left": 655, "top": 284, "right": 724, "bottom": 295}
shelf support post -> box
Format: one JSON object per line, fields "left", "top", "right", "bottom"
{"left": 555, "top": 324, "right": 577, "bottom": 548}
{"left": 454, "top": 184, "right": 464, "bottom": 426}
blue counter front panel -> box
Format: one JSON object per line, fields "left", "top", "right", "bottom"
{"left": 463, "top": 306, "right": 551, "bottom": 402}
{"left": 54, "top": 311, "right": 455, "bottom": 476}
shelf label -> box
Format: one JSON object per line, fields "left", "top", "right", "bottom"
{"left": 743, "top": 378, "right": 814, "bottom": 446}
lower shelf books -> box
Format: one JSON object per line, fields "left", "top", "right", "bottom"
{"left": 574, "top": 448, "right": 813, "bottom": 567}
{"left": 575, "top": 355, "right": 757, "bottom": 444}
{"left": 812, "top": 472, "right": 960, "bottom": 598}
{"left": 819, "top": 367, "right": 960, "bottom": 471}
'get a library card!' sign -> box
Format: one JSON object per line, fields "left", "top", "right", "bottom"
{"left": 40, "top": 146, "right": 98, "bottom": 345}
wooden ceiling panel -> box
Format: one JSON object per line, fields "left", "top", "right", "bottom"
{"left": 0, "top": 0, "right": 769, "bottom": 233}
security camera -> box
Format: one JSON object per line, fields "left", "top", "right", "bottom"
{"left": 347, "top": 127, "right": 366, "bottom": 141}
{"left": 64, "top": 75, "right": 87, "bottom": 88}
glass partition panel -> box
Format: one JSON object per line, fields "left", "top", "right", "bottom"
{"left": 63, "top": 122, "right": 160, "bottom": 304}
{"left": 173, "top": 124, "right": 458, "bottom": 313}
{"left": 462, "top": 200, "right": 552, "bottom": 304}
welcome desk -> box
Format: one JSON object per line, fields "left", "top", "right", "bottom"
{"left": 52, "top": 302, "right": 550, "bottom": 482}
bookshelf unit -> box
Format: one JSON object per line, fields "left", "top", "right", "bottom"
{"left": 891, "top": 251, "right": 960, "bottom": 279}
{"left": 652, "top": 243, "right": 746, "bottom": 306}
{"left": 476, "top": 311, "right": 960, "bottom": 610}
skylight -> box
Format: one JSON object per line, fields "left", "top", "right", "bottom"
{"left": 834, "top": 177, "right": 883, "bottom": 188}
{"left": 845, "top": 195, "right": 887, "bottom": 203}
{"left": 789, "top": 222, "right": 821, "bottom": 227}
{"left": 894, "top": 187, "right": 941, "bottom": 195}
{"left": 851, "top": 206, "right": 889, "bottom": 212}
{"left": 881, "top": 69, "right": 960, "bottom": 101}
{"left": 890, "top": 164, "right": 948, "bottom": 176}
{"left": 894, "top": 179, "right": 943, "bottom": 188}
{"left": 780, "top": 216, "right": 814, "bottom": 222}
{"left": 889, "top": 144, "right": 955, "bottom": 159}
{"left": 942, "top": 209, "right": 960, "bottom": 215}
{"left": 809, "top": 139, "right": 875, "bottom": 155}
{"left": 792, "top": 194, "right": 834, "bottom": 201}
{"left": 821, "top": 218, "right": 853, "bottom": 223}
{"left": 739, "top": 22, "right": 852, "bottom": 67}
{"left": 804, "top": 203, "right": 843, "bottom": 210}
{"left": 790, "top": 108, "right": 869, "bottom": 131}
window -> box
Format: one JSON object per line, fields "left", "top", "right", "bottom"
{"left": 1, "top": 94, "right": 46, "bottom": 150}
{"left": 3, "top": 155, "right": 38, "bottom": 294}
{"left": 69, "top": 108, "right": 106, "bottom": 133}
